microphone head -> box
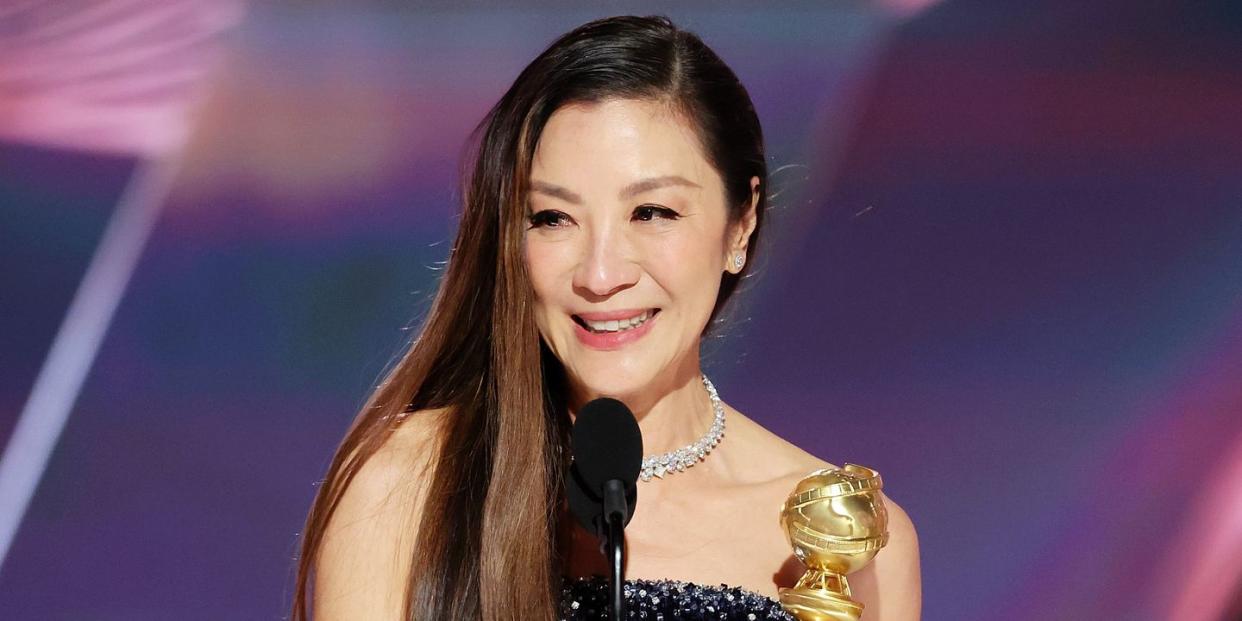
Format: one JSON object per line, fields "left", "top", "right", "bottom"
{"left": 567, "top": 397, "right": 642, "bottom": 534}
{"left": 571, "top": 397, "right": 643, "bottom": 493}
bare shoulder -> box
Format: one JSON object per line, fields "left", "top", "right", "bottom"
{"left": 849, "top": 491, "right": 922, "bottom": 620}
{"left": 725, "top": 404, "right": 921, "bottom": 617}
{"left": 313, "top": 407, "right": 450, "bottom": 620}
{"left": 719, "top": 403, "right": 837, "bottom": 483}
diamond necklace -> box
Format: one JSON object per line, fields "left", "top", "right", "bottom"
{"left": 639, "top": 373, "right": 725, "bottom": 481}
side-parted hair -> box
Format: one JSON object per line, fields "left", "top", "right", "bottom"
{"left": 292, "top": 14, "right": 768, "bottom": 620}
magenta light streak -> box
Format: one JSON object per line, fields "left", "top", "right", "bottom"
{"left": 872, "top": 0, "right": 944, "bottom": 19}
{"left": 1156, "top": 306, "right": 1242, "bottom": 620}
{"left": 1161, "top": 431, "right": 1242, "bottom": 619}
{"left": 0, "top": 0, "right": 244, "bottom": 156}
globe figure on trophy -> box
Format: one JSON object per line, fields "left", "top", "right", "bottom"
{"left": 778, "top": 464, "right": 890, "bottom": 621}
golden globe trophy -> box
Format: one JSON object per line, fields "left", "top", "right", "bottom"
{"left": 778, "top": 464, "right": 889, "bottom": 621}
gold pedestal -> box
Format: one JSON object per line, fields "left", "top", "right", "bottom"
{"left": 779, "top": 569, "right": 863, "bottom": 621}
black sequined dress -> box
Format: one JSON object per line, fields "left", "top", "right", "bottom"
{"left": 559, "top": 576, "right": 795, "bottom": 620}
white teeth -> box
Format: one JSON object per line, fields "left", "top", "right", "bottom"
{"left": 581, "top": 310, "right": 653, "bottom": 333}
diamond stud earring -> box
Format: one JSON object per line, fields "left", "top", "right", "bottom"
{"left": 733, "top": 253, "right": 744, "bottom": 270}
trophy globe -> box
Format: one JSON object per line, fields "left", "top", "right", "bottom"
{"left": 778, "top": 464, "right": 890, "bottom": 621}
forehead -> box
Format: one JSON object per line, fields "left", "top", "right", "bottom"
{"left": 530, "top": 98, "right": 719, "bottom": 196}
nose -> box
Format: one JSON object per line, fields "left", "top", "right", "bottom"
{"left": 573, "top": 220, "right": 641, "bottom": 299}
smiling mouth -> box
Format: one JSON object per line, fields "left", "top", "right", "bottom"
{"left": 572, "top": 309, "right": 661, "bottom": 334}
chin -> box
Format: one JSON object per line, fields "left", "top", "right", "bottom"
{"left": 568, "top": 363, "right": 656, "bottom": 403}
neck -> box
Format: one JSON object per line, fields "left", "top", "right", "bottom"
{"left": 565, "top": 357, "right": 715, "bottom": 457}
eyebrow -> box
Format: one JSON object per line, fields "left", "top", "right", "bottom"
{"left": 529, "top": 175, "right": 701, "bottom": 205}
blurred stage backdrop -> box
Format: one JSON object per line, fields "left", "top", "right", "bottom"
{"left": 2, "top": 0, "right": 1241, "bottom": 619}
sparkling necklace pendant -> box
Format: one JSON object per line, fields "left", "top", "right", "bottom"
{"left": 639, "top": 374, "right": 725, "bottom": 482}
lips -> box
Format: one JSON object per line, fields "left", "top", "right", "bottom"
{"left": 571, "top": 308, "right": 659, "bottom": 333}
{"left": 570, "top": 308, "right": 661, "bottom": 350}
{"left": 572, "top": 308, "right": 660, "bottom": 322}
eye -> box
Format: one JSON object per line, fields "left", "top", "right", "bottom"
{"left": 527, "top": 209, "right": 570, "bottom": 229}
{"left": 633, "top": 204, "right": 681, "bottom": 222}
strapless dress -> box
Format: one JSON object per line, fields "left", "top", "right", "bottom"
{"left": 559, "top": 576, "right": 794, "bottom": 620}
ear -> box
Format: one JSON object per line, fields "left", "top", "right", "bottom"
{"left": 724, "top": 176, "right": 761, "bottom": 274}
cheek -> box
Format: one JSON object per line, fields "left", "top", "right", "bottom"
{"left": 641, "top": 232, "right": 722, "bottom": 306}
{"left": 523, "top": 239, "right": 575, "bottom": 321}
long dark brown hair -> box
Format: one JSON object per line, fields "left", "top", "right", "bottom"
{"left": 291, "top": 14, "right": 768, "bottom": 620}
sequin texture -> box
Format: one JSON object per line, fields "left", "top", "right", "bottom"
{"left": 559, "top": 576, "right": 794, "bottom": 620}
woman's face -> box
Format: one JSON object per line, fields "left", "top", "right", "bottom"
{"left": 523, "top": 98, "right": 757, "bottom": 405}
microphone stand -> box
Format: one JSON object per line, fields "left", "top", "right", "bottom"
{"left": 601, "top": 479, "right": 628, "bottom": 621}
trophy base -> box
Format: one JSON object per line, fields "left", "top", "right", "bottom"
{"left": 778, "top": 587, "right": 864, "bottom": 621}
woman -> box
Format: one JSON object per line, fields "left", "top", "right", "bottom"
{"left": 292, "top": 14, "right": 920, "bottom": 621}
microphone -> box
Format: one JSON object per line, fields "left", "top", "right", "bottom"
{"left": 566, "top": 397, "right": 642, "bottom": 621}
